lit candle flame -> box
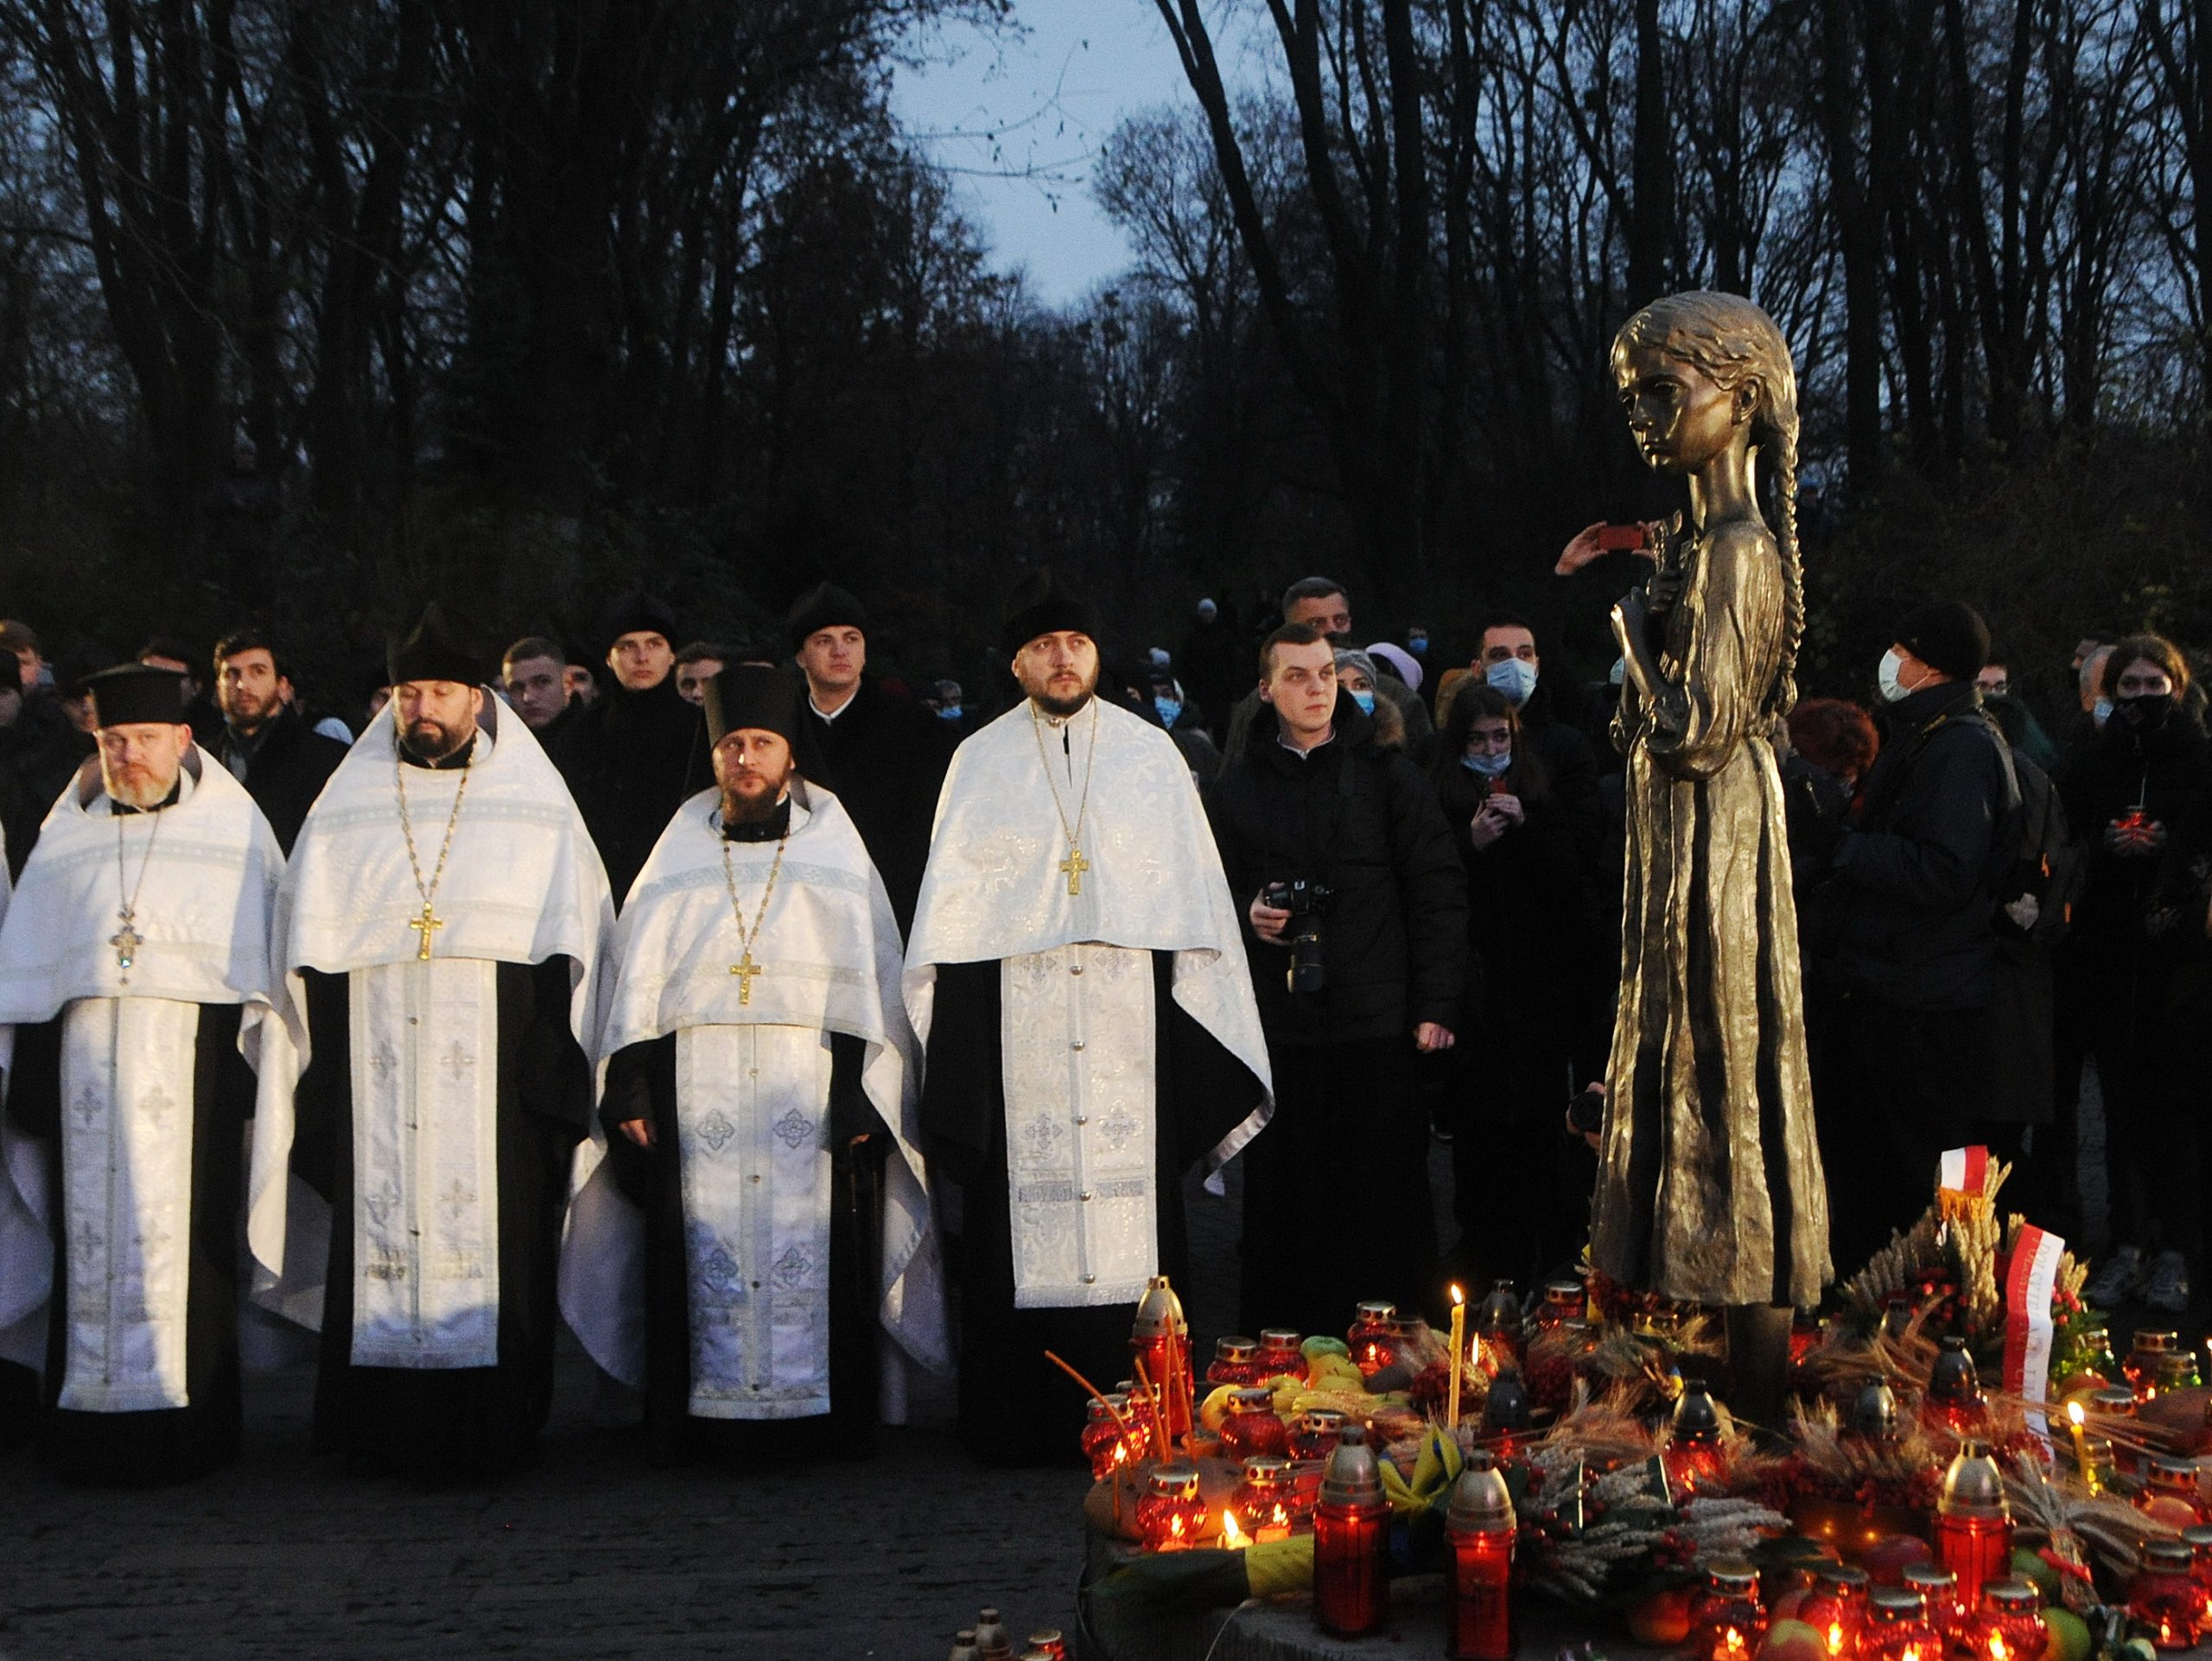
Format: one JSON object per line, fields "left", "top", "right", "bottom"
{"left": 2066, "top": 1400, "right": 2085, "bottom": 1427}
{"left": 1827, "top": 1623, "right": 1846, "bottom": 1657}
{"left": 1989, "top": 1633, "right": 2009, "bottom": 1661}
{"left": 1451, "top": 1283, "right": 1465, "bottom": 1307}
{"left": 1219, "top": 1510, "right": 1249, "bottom": 1549}
{"left": 1901, "top": 1646, "right": 1922, "bottom": 1661}
{"left": 1723, "top": 1628, "right": 1748, "bottom": 1658}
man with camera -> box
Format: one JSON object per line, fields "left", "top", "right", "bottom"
{"left": 1206, "top": 623, "right": 1468, "bottom": 1335}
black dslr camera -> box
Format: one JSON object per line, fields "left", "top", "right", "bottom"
{"left": 1261, "top": 880, "right": 1334, "bottom": 996}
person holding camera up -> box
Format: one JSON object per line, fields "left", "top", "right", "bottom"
{"left": 1205, "top": 623, "right": 1468, "bottom": 1336}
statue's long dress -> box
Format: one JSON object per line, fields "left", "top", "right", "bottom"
{"left": 1591, "top": 523, "right": 1831, "bottom": 1308}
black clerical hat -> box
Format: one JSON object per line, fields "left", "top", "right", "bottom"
{"left": 704, "top": 664, "right": 804, "bottom": 748}
{"left": 598, "top": 590, "right": 680, "bottom": 655}
{"left": 81, "top": 662, "right": 188, "bottom": 728}
{"left": 785, "top": 582, "right": 870, "bottom": 649}
{"left": 1001, "top": 568, "right": 1099, "bottom": 659}
{"left": 387, "top": 603, "right": 483, "bottom": 686}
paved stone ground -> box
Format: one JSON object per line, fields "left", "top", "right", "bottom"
{"left": 0, "top": 1072, "right": 2190, "bottom": 1660}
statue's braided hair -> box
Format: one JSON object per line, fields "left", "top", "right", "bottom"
{"left": 1612, "top": 291, "right": 1803, "bottom": 718}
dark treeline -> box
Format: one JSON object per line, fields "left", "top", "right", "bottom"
{"left": 0, "top": 0, "right": 2207, "bottom": 714}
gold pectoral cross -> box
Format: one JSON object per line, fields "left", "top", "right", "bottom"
{"left": 730, "top": 951, "right": 762, "bottom": 1005}
{"left": 408, "top": 904, "right": 445, "bottom": 961}
{"left": 1059, "top": 845, "right": 1090, "bottom": 896}
{"left": 111, "top": 913, "right": 143, "bottom": 975}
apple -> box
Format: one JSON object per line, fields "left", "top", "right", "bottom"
{"left": 1859, "top": 1532, "right": 1934, "bottom": 1586}
{"left": 2041, "top": 1608, "right": 2091, "bottom": 1661}
{"left": 2010, "top": 1547, "right": 2059, "bottom": 1601}
{"left": 1759, "top": 1618, "right": 1828, "bottom": 1661}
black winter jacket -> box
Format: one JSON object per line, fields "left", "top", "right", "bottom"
{"left": 1826, "top": 681, "right": 2017, "bottom": 1009}
{"left": 2058, "top": 705, "right": 2212, "bottom": 964}
{"left": 207, "top": 705, "right": 347, "bottom": 854}
{"left": 1205, "top": 695, "right": 1468, "bottom": 1044}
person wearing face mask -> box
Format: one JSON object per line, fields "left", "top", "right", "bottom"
{"left": 1820, "top": 601, "right": 2022, "bottom": 1270}
{"left": 2057, "top": 633, "right": 2211, "bottom": 1314}
{"left": 1469, "top": 613, "right": 1606, "bottom": 846}
{"left": 1147, "top": 669, "right": 1224, "bottom": 785}
{"left": 1334, "top": 649, "right": 1408, "bottom": 752}
{"left": 1428, "top": 684, "right": 1607, "bottom": 1291}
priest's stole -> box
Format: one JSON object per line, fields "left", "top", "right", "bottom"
{"left": 58, "top": 996, "right": 200, "bottom": 1411}
{"left": 347, "top": 959, "right": 501, "bottom": 1368}
{"left": 1001, "top": 943, "right": 1157, "bottom": 1308}
{"left": 674, "top": 1023, "right": 833, "bottom": 1419}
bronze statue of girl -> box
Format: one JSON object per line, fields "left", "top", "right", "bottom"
{"left": 1579, "top": 291, "right": 1831, "bottom": 1416}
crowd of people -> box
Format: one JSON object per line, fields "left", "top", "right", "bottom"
{"left": 0, "top": 565, "right": 2199, "bottom": 1488}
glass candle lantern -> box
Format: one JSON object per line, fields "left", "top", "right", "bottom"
{"left": 1864, "top": 1588, "right": 1938, "bottom": 1661}
{"left": 1024, "top": 1633, "right": 1066, "bottom": 1661}
{"left": 1347, "top": 1301, "right": 1401, "bottom": 1377}
{"left": 1313, "top": 1426, "right": 1390, "bottom": 1637}
{"left": 1802, "top": 1565, "right": 1872, "bottom": 1661}
{"left": 1446, "top": 1450, "right": 1517, "bottom": 1661}
{"left": 1664, "top": 1384, "right": 1728, "bottom": 1497}
{"left": 1974, "top": 1578, "right": 2048, "bottom": 1661}
{"left": 1255, "top": 1329, "right": 1305, "bottom": 1378}
{"left": 1136, "top": 1461, "right": 1206, "bottom": 1552}
{"left": 1482, "top": 1367, "right": 1532, "bottom": 1455}
{"left": 2126, "top": 1329, "right": 2178, "bottom": 1398}
{"left": 2053, "top": 1323, "right": 2119, "bottom": 1389}
{"left": 2141, "top": 1458, "right": 2210, "bottom": 1528}
{"left": 1928, "top": 1336, "right": 1989, "bottom": 1436}
{"left": 1902, "top": 1567, "right": 1967, "bottom": 1647}
{"left": 2182, "top": 1525, "right": 2212, "bottom": 1636}
{"left": 1935, "top": 1442, "right": 2013, "bottom": 1612}
{"left": 2155, "top": 1350, "right": 2202, "bottom": 1391}
{"left": 1476, "top": 1280, "right": 1523, "bottom": 1371}
{"left": 1289, "top": 1406, "right": 1347, "bottom": 1464}
{"left": 1537, "top": 1278, "right": 1586, "bottom": 1329}
{"left": 1219, "top": 1387, "right": 1290, "bottom": 1461}
{"left": 1232, "top": 1455, "right": 1299, "bottom": 1543}
{"left": 1851, "top": 1381, "right": 1904, "bottom": 1448}
{"left": 1081, "top": 1392, "right": 1133, "bottom": 1479}
{"left": 2131, "top": 1540, "right": 2202, "bottom": 1650}
{"left": 1207, "top": 1336, "right": 1261, "bottom": 1386}
{"left": 1130, "top": 1276, "right": 1194, "bottom": 1437}
{"left": 1689, "top": 1562, "right": 1768, "bottom": 1661}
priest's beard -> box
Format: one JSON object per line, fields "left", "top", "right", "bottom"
{"left": 399, "top": 716, "right": 471, "bottom": 762}
{"left": 1022, "top": 668, "right": 1098, "bottom": 721}
{"left": 720, "top": 767, "right": 792, "bottom": 826}
{"left": 103, "top": 761, "right": 179, "bottom": 811}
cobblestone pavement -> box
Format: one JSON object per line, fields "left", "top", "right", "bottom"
{"left": 0, "top": 1074, "right": 2182, "bottom": 1660}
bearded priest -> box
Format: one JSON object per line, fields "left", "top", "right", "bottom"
{"left": 906, "top": 570, "right": 1272, "bottom": 1464}
{"left": 562, "top": 665, "right": 947, "bottom": 1462}
{"left": 0, "top": 663, "right": 296, "bottom": 1481}
{"left": 260, "top": 605, "right": 613, "bottom": 1479}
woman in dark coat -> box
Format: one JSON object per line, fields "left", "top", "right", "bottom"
{"left": 1432, "top": 684, "right": 1607, "bottom": 1289}
{"left": 2061, "top": 633, "right": 2212, "bottom": 1313}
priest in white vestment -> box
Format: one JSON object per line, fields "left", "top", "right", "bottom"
{"left": 906, "top": 572, "right": 1272, "bottom": 1462}
{"left": 259, "top": 606, "right": 613, "bottom": 1478}
{"left": 0, "top": 664, "right": 295, "bottom": 1481}
{"left": 562, "top": 665, "right": 947, "bottom": 1461}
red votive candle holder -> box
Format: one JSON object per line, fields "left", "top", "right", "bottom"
{"left": 2182, "top": 1525, "right": 2212, "bottom": 1638}
{"left": 1690, "top": 1561, "right": 1767, "bottom": 1661}
{"left": 1972, "top": 1578, "right": 2047, "bottom": 1661}
{"left": 1664, "top": 1384, "right": 1729, "bottom": 1497}
{"left": 1231, "top": 1454, "right": 1299, "bottom": 1543}
{"left": 1219, "top": 1387, "right": 1290, "bottom": 1461}
{"left": 1130, "top": 1276, "right": 1193, "bottom": 1437}
{"left": 1255, "top": 1328, "right": 1305, "bottom": 1378}
{"left": 1476, "top": 1280, "right": 1523, "bottom": 1371}
{"left": 1864, "top": 1588, "right": 1938, "bottom": 1661}
{"left": 1446, "top": 1450, "right": 1517, "bottom": 1661}
{"left": 2125, "top": 1329, "right": 2178, "bottom": 1400}
{"left": 1928, "top": 1336, "right": 1989, "bottom": 1437}
{"left": 1934, "top": 1442, "right": 2012, "bottom": 1613}
{"left": 1207, "top": 1336, "right": 1261, "bottom": 1386}
{"left": 1081, "top": 1392, "right": 1132, "bottom": 1479}
{"left": 1135, "top": 1461, "right": 1205, "bottom": 1553}
{"left": 1536, "top": 1278, "right": 1586, "bottom": 1329}
{"left": 1902, "top": 1565, "right": 1967, "bottom": 1647}
{"left": 1802, "top": 1564, "right": 1872, "bottom": 1661}
{"left": 1313, "top": 1426, "right": 1389, "bottom": 1637}
{"left": 2141, "top": 1458, "right": 2210, "bottom": 1529}
{"left": 2131, "top": 1540, "right": 2202, "bottom": 1650}
{"left": 1347, "top": 1301, "right": 1400, "bottom": 1378}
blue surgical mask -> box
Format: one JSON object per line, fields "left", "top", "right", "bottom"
{"left": 1154, "top": 697, "right": 1182, "bottom": 726}
{"left": 1462, "top": 751, "right": 1512, "bottom": 777}
{"left": 2093, "top": 697, "right": 2113, "bottom": 727}
{"left": 1408, "top": 637, "right": 1427, "bottom": 655}
{"left": 1877, "top": 647, "right": 1910, "bottom": 703}
{"left": 1485, "top": 658, "right": 1538, "bottom": 706}
{"left": 1351, "top": 690, "right": 1376, "bottom": 715}
{"left": 938, "top": 704, "right": 963, "bottom": 722}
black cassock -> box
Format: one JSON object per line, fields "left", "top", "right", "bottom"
{"left": 596, "top": 1030, "right": 887, "bottom": 1462}
{"left": 919, "top": 954, "right": 1262, "bottom": 1466}
{"left": 290, "top": 957, "right": 590, "bottom": 1478}
{"left": 5, "top": 1003, "right": 251, "bottom": 1483}
{"left": 794, "top": 681, "right": 952, "bottom": 934}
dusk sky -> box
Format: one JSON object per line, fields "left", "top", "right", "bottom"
{"left": 891, "top": 3, "right": 1262, "bottom": 308}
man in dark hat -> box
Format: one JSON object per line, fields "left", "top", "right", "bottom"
{"left": 561, "top": 665, "right": 948, "bottom": 1462}
{"left": 550, "top": 591, "right": 708, "bottom": 907}
{"left": 1817, "top": 599, "right": 2021, "bottom": 1264}
{"left": 785, "top": 581, "right": 951, "bottom": 932}
{"left": 259, "top": 604, "right": 614, "bottom": 1480}
{"left": 204, "top": 628, "right": 347, "bottom": 854}
{"left": 0, "top": 663, "right": 294, "bottom": 1482}
{"left": 904, "top": 570, "right": 1272, "bottom": 1462}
